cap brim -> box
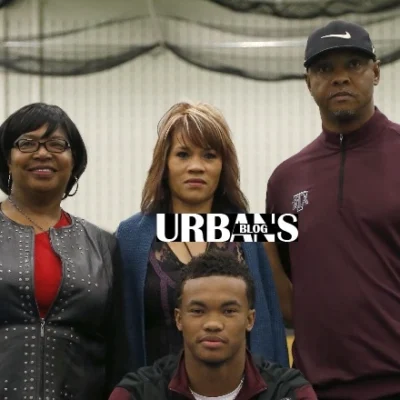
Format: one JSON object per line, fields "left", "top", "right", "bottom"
{"left": 304, "top": 45, "right": 376, "bottom": 68}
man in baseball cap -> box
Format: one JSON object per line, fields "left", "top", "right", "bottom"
{"left": 265, "top": 19, "right": 400, "bottom": 399}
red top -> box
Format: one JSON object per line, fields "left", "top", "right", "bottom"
{"left": 34, "top": 211, "right": 70, "bottom": 318}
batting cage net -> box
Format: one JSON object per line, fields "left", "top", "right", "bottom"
{"left": 1, "top": 0, "right": 400, "bottom": 80}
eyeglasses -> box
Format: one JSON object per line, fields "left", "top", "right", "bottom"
{"left": 14, "top": 138, "right": 71, "bottom": 154}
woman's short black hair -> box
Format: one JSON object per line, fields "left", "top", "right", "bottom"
{"left": 0, "top": 102, "right": 88, "bottom": 197}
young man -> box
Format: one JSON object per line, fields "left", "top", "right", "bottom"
{"left": 265, "top": 20, "right": 400, "bottom": 399}
{"left": 109, "top": 250, "right": 316, "bottom": 400}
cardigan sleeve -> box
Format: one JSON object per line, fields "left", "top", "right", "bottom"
{"left": 256, "top": 243, "right": 289, "bottom": 367}
{"left": 102, "top": 236, "right": 131, "bottom": 399}
{"left": 115, "top": 213, "right": 157, "bottom": 371}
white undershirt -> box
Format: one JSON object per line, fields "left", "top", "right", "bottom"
{"left": 189, "top": 377, "right": 244, "bottom": 400}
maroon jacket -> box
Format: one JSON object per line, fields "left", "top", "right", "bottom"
{"left": 109, "top": 351, "right": 316, "bottom": 399}
{"left": 266, "top": 108, "right": 400, "bottom": 399}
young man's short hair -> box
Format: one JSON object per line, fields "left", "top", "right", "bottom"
{"left": 175, "top": 249, "right": 255, "bottom": 309}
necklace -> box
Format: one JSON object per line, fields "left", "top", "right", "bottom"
{"left": 184, "top": 242, "right": 210, "bottom": 258}
{"left": 8, "top": 196, "right": 53, "bottom": 233}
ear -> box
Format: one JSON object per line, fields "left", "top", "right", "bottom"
{"left": 304, "top": 71, "right": 312, "bottom": 93}
{"left": 373, "top": 59, "right": 381, "bottom": 86}
{"left": 7, "top": 151, "right": 12, "bottom": 168}
{"left": 175, "top": 308, "right": 182, "bottom": 331}
{"left": 246, "top": 309, "right": 256, "bottom": 332}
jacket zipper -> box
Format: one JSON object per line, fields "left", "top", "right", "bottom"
{"left": 29, "top": 226, "right": 44, "bottom": 400}
{"left": 39, "top": 318, "right": 45, "bottom": 400}
{"left": 36, "top": 228, "right": 64, "bottom": 400}
{"left": 338, "top": 133, "right": 346, "bottom": 207}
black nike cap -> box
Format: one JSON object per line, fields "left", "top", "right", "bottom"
{"left": 304, "top": 20, "right": 376, "bottom": 68}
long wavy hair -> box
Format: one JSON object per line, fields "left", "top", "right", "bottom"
{"left": 141, "top": 101, "right": 249, "bottom": 214}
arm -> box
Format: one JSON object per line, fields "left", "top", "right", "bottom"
{"left": 268, "top": 362, "right": 317, "bottom": 400}
{"left": 265, "top": 179, "right": 293, "bottom": 326}
{"left": 108, "top": 357, "right": 169, "bottom": 400}
{"left": 104, "top": 239, "right": 131, "bottom": 399}
{"left": 263, "top": 242, "right": 293, "bottom": 326}
{"left": 294, "top": 384, "right": 318, "bottom": 400}
{"left": 109, "top": 388, "right": 132, "bottom": 400}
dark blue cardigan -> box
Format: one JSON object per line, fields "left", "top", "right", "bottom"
{"left": 116, "top": 212, "right": 289, "bottom": 370}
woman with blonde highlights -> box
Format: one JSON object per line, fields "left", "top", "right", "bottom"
{"left": 141, "top": 102, "right": 248, "bottom": 214}
{"left": 116, "top": 102, "right": 288, "bottom": 370}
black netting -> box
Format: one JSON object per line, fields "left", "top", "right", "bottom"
{"left": 0, "top": 0, "right": 15, "bottom": 8}
{"left": 0, "top": 44, "right": 157, "bottom": 76}
{"left": 1, "top": 0, "right": 400, "bottom": 80}
{"left": 167, "top": 38, "right": 400, "bottom": 81}
{"left": 209, "top": 0, "right": 400, "bottom": 18}
{"left": 169, "top": 12, "right": 400, "bottom": 38}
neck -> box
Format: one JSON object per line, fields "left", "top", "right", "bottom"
{"left": 172, "top": 198, "right": 213, "bottom": 214}
{"left": 322, "top": 102, "right": 375, "bottom": 134}
{"left": 184, "top": 350, "right": 246, "bottom": 397}
{"left": 7, "top": 188, "right": 62, "bottom": 217}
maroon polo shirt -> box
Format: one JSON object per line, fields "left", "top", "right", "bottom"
{"left": 266, "top": 108, "right": 400, "bottom": 399}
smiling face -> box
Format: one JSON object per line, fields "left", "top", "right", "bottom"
{"left": 175, "top": 275, "right": 255, "bottom": 367}
{"left": 306, "top": 49, "right": 380, "bottom": 124}
{"left": 166, "top": 131, "right": 223, "bottom": 212}
{"left": 8, "top": 124, "right": 74, "bottom": 198}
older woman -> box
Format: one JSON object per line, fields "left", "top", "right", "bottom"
{"left": 0, "top": 103, "right": 128, "bottom": 400}
{"left": 116, "top": 102, "right": 288, "bottom": 370}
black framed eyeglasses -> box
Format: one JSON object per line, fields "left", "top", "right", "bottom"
{"left": 14, "top": 138, "right": 71, "bottom": 154}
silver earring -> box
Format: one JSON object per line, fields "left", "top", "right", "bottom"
{"left": 68, "top": 176, "right": 79, "bottom": 197}
{"left": 7, "top": 174, "right": 12, "bottom": 194}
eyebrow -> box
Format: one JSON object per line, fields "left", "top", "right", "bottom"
{"left": 174, "top": 145, "right": 215, "bottom": 152}
{"left": 174, "top": 145, "right": 189, "bottom": 150}
{"left": 187, "top": 300, "right": 206, "bottom": 307}
{"left": 220, "top": 300, "right": 242, "bottom": 308}
{"left": 20, "top": 133, "right": 65, "bottom": 139}
{"left": 186, "top": 300, "right": 242, "bottom": 308}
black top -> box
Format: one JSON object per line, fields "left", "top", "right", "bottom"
{"left": 113, "top": 351, "right": 316, "bottom": 400}
{"left": 144, "top": 241, "right": 244, "bottom": 364}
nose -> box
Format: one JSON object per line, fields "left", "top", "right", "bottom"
{"left": 187, "top": 155, "right": 205, "bottom": 173}
{"left": 203, "top": 316, "right": 224, "bottom": 332}
{"left": 33, "top": 143, "right": 52, "bottom": 158}
{"left": 332, "top": 69, "right": 350, "bottom": 86}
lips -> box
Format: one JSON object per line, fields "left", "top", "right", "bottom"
{"left": 199, "top": 336, "right": 226, "bottom": 350}
{"left": 199, "top": 335, "right": 226, "bottom": 343}
{"left": 28, "top": 166, "right": 57, "bottom": 172}
{"left": 185, "top": 179, "right": 206, "bottom": 184}
{"left": 27, "top": 166, "right": 57, "bottom": 178}
{"left": 329, "top": 91, "right": 354, "bottom": 99}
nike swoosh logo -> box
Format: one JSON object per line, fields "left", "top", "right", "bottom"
{"left": 321, "top": 31, "right": 351, "bottom": 39}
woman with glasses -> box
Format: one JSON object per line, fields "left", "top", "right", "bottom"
{"left": 0, "top": 103, "right": 128, "bottom": 400}
{"left": 116, "top": 101, "right": 289, "bottom": 371}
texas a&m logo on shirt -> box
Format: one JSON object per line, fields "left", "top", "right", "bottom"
{"left": 292, "top": 190, "right": 309, "bottom": 212}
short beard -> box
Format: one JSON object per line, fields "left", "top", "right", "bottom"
{"left": 331, "top": 109, "right": 357, "bottom": 122}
